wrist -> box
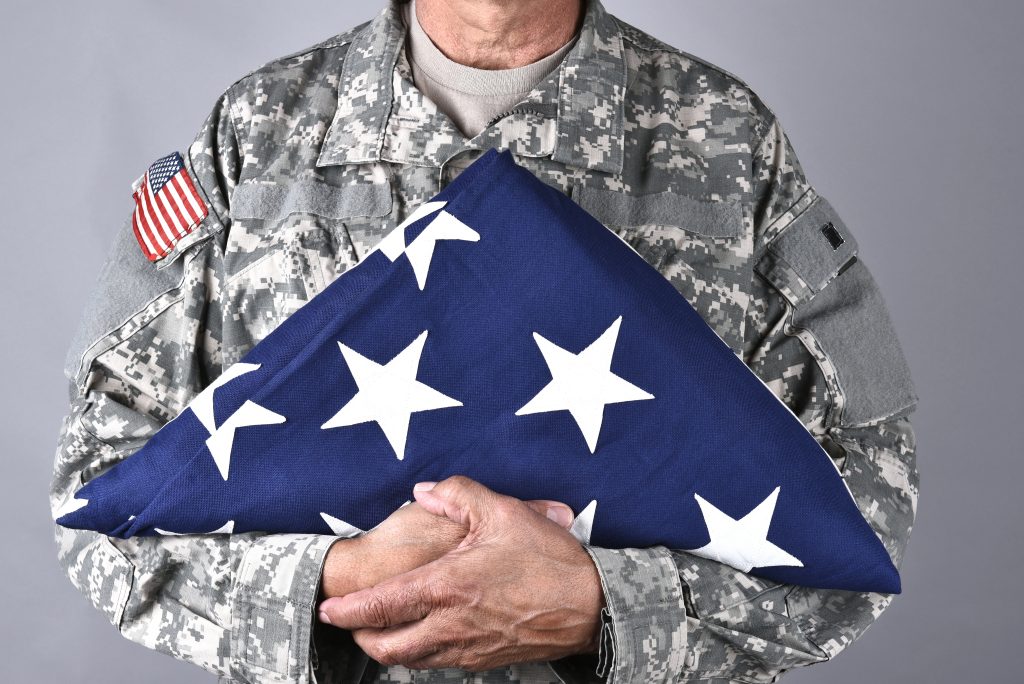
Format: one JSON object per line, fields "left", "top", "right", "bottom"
{"left": 320, "top": 535, "right": 367, "bottom": 598}
{"left": 571, "top": 547, "right": 607, "bottom": 655}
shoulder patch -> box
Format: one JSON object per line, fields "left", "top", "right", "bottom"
{"left": 130, "top": 152, "right": 209, "bottom": 262}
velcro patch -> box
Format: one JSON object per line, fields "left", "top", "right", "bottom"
{"left": 130, "top": 152, "right": 209, "bottom": 261}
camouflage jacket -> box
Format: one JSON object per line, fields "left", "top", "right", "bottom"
{"left": 51, "top": 1, "right": 919, "bottom": 682}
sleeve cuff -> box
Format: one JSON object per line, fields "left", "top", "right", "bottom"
{"left": 582, "top": 546, "right": 688, "bottom": 684}
{"left": 55, "top": 526, "right": 134, "bottom": 629}
{"left": 229, "top": 533, "right": 338, "bottom": 684}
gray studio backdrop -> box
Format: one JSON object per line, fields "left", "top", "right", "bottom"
{"left": 1, "top": 1, "right": 1020, "bottom": 682}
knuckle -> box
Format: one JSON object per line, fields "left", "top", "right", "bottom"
{"left": 441, "top": 474, "right": 472, "bottom": 491}
{"left": 361, "top": 593, "right": 392, "bottom": 627}
{"left": 370, "top": 639, "right": 401, "bottom": 666}
{"left": 372, "top": 634, "right": 417, "bottom": 667}
{"left": 491, "top": 497, "right": 519, "bottom": 520}
{"left": 403, "top": 579, "right": 430, "bottom": 611}
{"left": 424, "top": 576, "right": 453, "bottom": 607}
{"left": 381, "top": 635, "right": 430, "bottom": 668}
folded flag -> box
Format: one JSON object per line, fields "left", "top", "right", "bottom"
{"left": 57, "top": 149, "right": 900, "bottom": 593}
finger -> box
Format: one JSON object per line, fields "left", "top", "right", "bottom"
{"left": 403, "top": 651, "right": 455, "bottom": 671}
{"left": 318, "top": 571, "right": 434, "bottom": 630}
{"left": 412, "top": 475, "right": 508, "bottom": 529}
{"left": 523, "top": 499, "right": 575, "bottom": 528}
{"left": 351, "top": 623, "right": 441, "bottom": 668}
{"left": 404, "top": 647, "right": 484, "bottom": 673}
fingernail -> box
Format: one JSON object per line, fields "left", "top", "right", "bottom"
{"left": 414, "top": 481, "right": 436, "bottom": 492}
{"left": 546, "top": 506, "right": 574, "bottom": 527}
{"left": 318, "top": 611, "right": 332, "bottom": 625}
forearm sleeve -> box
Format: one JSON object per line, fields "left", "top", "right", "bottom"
{"left": 50, "top": 92, "right": 344, "bottom": 683}
{"left": 53, "top": 387, "right": 338, "bottom": 682}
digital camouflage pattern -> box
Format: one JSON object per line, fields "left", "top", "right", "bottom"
{"left": 51, "top": 1, "right": 919, "bottom": 682}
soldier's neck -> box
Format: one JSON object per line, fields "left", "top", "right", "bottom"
{"left": 414, "top": 0, "right": 583, "bottom": 70}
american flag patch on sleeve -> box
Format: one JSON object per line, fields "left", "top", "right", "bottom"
{"left": 131, "top": 152, "right": 209, "bottom": 261}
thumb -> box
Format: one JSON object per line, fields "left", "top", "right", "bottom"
{"left": 412, "top": 475, "right": 505, "bottom": 530}
{"left": 523, "top": 499, "right": 575, "bottom": 529}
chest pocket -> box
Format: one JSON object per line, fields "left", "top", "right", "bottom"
{"left": 574, "top": 186, "right": 753, "bottom": 355}
{"left": 221, "top": 179, "right": 393, "bottom": 362}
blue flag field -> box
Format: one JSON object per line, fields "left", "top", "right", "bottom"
{"left": 57, "top": 149, "right": 900, "bottom": 594}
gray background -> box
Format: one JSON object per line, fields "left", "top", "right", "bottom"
{"left": 1, "top": 1, "right": 1020, "bottom": 681}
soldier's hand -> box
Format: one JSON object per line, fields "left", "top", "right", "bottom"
{"left": 320, "top": 494, "right": 575, "bottom": 600}
{"left": 316, "top": 476, "right": 605, "bottom": 671}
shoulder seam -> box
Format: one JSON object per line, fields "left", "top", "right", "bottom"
{"left": 750, "top": 111, "right": 780, "bottom": 161}
{"left": 221, "top": 19, "right": 369, "bottom": 95}
{"left": 612, "top": 16, "right": 781, "bottom": 152}
{"left": 612, "top": 16, "right": 757, "bottom": 93}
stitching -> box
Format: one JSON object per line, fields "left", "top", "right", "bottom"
{"left": 374, "top": 28, "right": 404, "bottom": 160}
{"left": 224, "top": 86, "right": 246, "bottom": 199}
{"left": 837, "top": 396, "right": 920, "bottom": 428}
{"left": 762, "top": 250, "right": 814, "bottom": 305}
{"left": 62, "top": 448, "right": 137, "bottom": 629}
{"left": 749, "top": 113, "right": 777, "bottom": 173}
{"left": 100, "top": 536, "right": 136, "bottom": 629}
{"left": 761, "top": 187, "right": 818, "bottom": 246}
{"left": 783, "top": 316, "right": 846, "bottom": 429}
{"left": 232, "top": 587, "right": 300, "bottom": 678}
{"left": 151, "top": 150, "right": 228, "bottom": 271}
{"left": 316, "top": 39, "right": 361, "bottom": 167}
{"left": 71, "top": 288, "right": 188, "bottom": 393}
{"left": 184, "top": 152, "right": 227, "bottom": 235}
{"left": 694, "top": 582, "right": 788, "bottom": 621}
{"left": 224, "top": 249, "right": 278, "bottom": 291}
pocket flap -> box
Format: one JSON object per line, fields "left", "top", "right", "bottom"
{"left": 230, "top": 180, "right": 392, "bottom": 221}
{"left": 758, "top": 194, "right": 859, "bottom": 304}
{"left": 574, "top": 186, "right": 744, "bottom": 238}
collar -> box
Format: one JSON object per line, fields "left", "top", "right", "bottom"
{"left": 316, "top": 0, "right": 627, "bottom": 176}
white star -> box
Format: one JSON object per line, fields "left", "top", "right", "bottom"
{"left": 155, "top": 520, "right": 235, "bottom": 536}
{"left": 54, "top": 495, "right": 89, "bottom": 519}
{"left": 516, "top": 316, "right": 654, "bottom": 453}
{"left": 320, "top": 501, "right": 413, "bottom": 538}
{"left": 377, "top": 201, "right": 480, "bottom": 289}
{"left": 688, "top": 487, "right": 803, "bottom": 573}
{"left": 320, "top": 512, "right": 364, "bottom": 538}
{"left": 206, "top": 400, "right": 286, "bottom": 480}
{"left": 569, "top": 500, "right": 598, "bottom": 544}
{"left": 184, "top": 362, "right": 262, "bottom": 433}
{"left": 179, "top": 362, "right": 286, "bottom": 480}
{"left": 321, "top": 331, "right": 462, "bottom": 460}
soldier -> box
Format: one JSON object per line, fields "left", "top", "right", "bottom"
{"left": 51, "top": 0, "right": 919, "bottom": 682}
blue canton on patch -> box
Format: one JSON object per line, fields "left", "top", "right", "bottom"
{"left": 147, "top": 152, "right": 186, "bottom": 195}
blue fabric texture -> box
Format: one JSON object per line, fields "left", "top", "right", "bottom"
{"left": 57, "top": 149, "right": 900, "bottom": 594}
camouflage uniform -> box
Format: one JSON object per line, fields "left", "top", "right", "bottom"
{"left": 51, "top": 0, "right": 919, "bottom": 682}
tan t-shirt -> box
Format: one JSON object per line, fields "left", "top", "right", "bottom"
{"left": 402, "top": 0, "right": 578, "bottom": 138}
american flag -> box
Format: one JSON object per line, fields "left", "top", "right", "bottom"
{"left": 131, "top": 152, "right": 208, "bottom": 261}
{"left": 59, "top": 149, "right": 901, "bottom": 594}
